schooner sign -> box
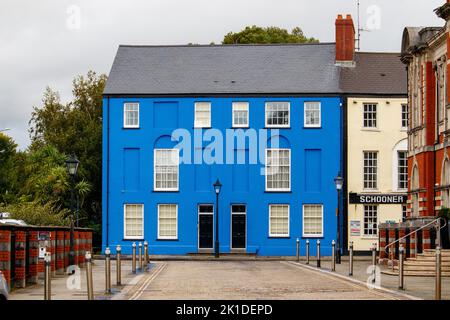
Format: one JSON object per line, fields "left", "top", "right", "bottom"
{"left": 349, "top": 193, "right": 407, "bottom": 204}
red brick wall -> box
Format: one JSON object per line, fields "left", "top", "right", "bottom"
{"left": 56, "top": 231, "right": 65, "bottom": 274}
{"left": 0, "top": 230, "right": 11, "bottom": 288}
{"left": 14, "top": 230, "right": 26, "bottom": 288}
{"left": 64, "top": 231, "right": 70, "bottom": 269}
{"left": 379, "top": 229, "right": 387, "bottom": 259}
{"left": 28, "top": 231, "right": 39, "bottom": 284}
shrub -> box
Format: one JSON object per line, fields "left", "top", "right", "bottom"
{"left": 0, "top": 201, "right": 70, "bottom": 226}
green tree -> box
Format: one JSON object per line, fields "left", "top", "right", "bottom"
{"left": 29, "top": 71, "right": 105, "bottom": 229}
{"left": 0, "top": 133, "right": 21, "bottom": 204}
{"left": 222, "top": 25, "right": 318, "bottom": 44}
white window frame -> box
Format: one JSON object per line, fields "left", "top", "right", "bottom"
{"left": 265, "top": 149, "right": 291, "bottom": 192}
{"left": 153, "top": 149, "right": 179, "bottom": 192}
{"left": 363, "top": 151, "right": 378, "bottom": 190}
{"left": 232, "top": 102, "right": 249, "bottom": 128}
{"left": 401, "top": 104, "right": 409, "bottom": 129}
{"left": 269, "top": 204, "right": 290, "bottom": 238}
{"left": 265, "top": 102, "right": 290, "bottom": 128}
{"left": 304, "top": 102, "right": 322, "bottom": 128}
{"left": 363, "top": 205, "right": 378, "bottom": 237}
{"left": 194, "top": 102, "right": 211, "bottom": 128}
{"left": 363, "top": 103, "right": 377, "bottom": 128}
{"left": 397, "top": 151, "right": 408, "bottom": 191}
{"left": 123, "top": 204, "right": 144, "bottom": 240}
{"left": 157, "top": 204, "right": 178, "bottom": 240}
{"left": 302, "top": 204, "right": 324, "bottom": 238}
{"left": 123, "top": 102, "right": 140, "bottom": 128}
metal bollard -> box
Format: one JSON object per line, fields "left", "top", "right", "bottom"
{"left": 436, "top": 246, "right": 442, "bottom": 300}
{"left": 331, "top": 240, "right": 336, "bottom": 271}
{"left": 399, "top": 246, "right": 404, "bottom": 290}
{"left": 85, "top": 251, "right": 94, "bottom": 300}
{"left": 306, "top": 240, "right": 310, "bottom": 265}
{"left": 138, "top": 242, "right": 143, "bottom": 271}
{"left": 371, "top": 243, "right": 377, "bottom": 284}
{"left": 44, "top": 252, "right": 51, "bottom": 300}
{"left": 105, "top": 247, "right": 111, "bottom": 294}
{"left": 132, "top": 242, "right": 137, "bottom": 274}
{"left": 116, "top": 245, "right": 122, "bottom": 286}
{"left": 316, "top": 240, "right": 321, "bottom": 268}
{"left": 296, "top": 238, "right": 300, "bottom": 262}
{"left": 144, "top": 241, "right": 149, "bottom": 267}
{"left": 349, "top": 241, "right": 354, "bottom": 276}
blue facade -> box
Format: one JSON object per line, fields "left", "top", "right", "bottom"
{"left": 102, "top": 96, "right": 343, "bottom": 256}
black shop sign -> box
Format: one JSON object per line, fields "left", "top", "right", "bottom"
{"left": 349, "top": 193, "right": 407, "bottom": 204}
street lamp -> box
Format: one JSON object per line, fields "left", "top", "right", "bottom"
{"left": 334, "top": 173, "right": 344, "bottom": 264}
{"left": 0, "top": 128, "right": 11, "bottom": 133}
{"left": 65, "top": 154, "right": 79, "bottom": 268}
{"left": 213, "top": 179, "right": 222, "bottom": 258}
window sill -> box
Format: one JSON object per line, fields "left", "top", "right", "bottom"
{"left": 122, "top": 127, "right": 140, "bottom": 130}
{"left": 303, "top": 126, "right": 322, "bottom": 129}
{"left": 361, "top": 128, "right": 380, "bottom": 132}
{"left": 360, "top": 236, "right": 378, "bottom": 240}
{"left": 264, "top": 126, "right": 291, "bottom": 129}
{"left": 153, "top": 190, "right": 180, "bottom": 193}
{"left": 268, "top": 236, "right": 290, "bottom": 239}
{"left": 193, "top": 127, "right": 212, "bottom": 129}
{"left": 302, "top": 235, "right": 324, "bottom": 239}
{"left": 156, "top": 238, "right": 179, "bottom": 241}
{"left": 231, "top": 126, "right": 250, "bottom": 129}
{"left": 265, "top": 190, "right": 292, "bottom": 193}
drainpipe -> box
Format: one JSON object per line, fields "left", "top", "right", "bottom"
{"left": 106, "top": 96, "right": 110, "bottom": 247}
{"left": 342, "top": 95, "right": 349, "bottom": 254}
{"left": 434, "top": 65, "right": 439, "bottom": 221}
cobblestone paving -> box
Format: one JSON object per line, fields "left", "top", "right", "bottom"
{"left": 134, "top": 261, "right": 405, "bottom": 300}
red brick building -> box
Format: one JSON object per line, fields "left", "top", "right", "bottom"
{"left": 379, "top": 1, "right": 450, "bottom": 261}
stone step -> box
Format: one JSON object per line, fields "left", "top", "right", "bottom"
{"left": 423, "top": 249, "right": 450, "bottom": 253}
{"left": 382, "top": 269, "right": 450, "bottom": 277}
{"left": 407, "top": 257, "right": 450, "bottom": 263}
{"left": 420, "top": 251, "right": 450, "bottom": 257}
{"left": 404, "top": 261, "right": 450, "bottom": 267}
{"left": 394, "top": 265, "right": 450, "bottom": 271}
{"left": 412, "top": 255, "right": 450, "bottom": 261}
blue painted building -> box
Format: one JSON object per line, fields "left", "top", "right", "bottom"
{"left": 102, "top": 44, "right": 344, "bottom": 256}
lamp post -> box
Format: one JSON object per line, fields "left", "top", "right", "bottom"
{"left": 0, "top": 128, "right": 11, "bottom": 133}
{"left": 334, "top": 173, "right": 344, "bottom": 264}
{"left": 65, "top": 154, "right": 79, "bottom": 267}
{"left": 213, "top": 179, "right": 222, "bottom": 258}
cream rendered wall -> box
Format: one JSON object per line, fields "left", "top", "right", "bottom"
{"left": 347, "top": 97, "right": 408, "bottom": 251}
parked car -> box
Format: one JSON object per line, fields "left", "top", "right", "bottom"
{"left": 0, "top": 271, "right": 8, "bottom": 300}
{"left": 0, "top": 219, "right": 27, "bottom": 226}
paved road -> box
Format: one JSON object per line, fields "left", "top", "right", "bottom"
{"left": 129, "top": 261, "right": 406, "bottom": 300}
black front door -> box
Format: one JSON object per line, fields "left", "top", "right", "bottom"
{"left": 199, "top": 205, "right": 214, "bottom": 249}
{"left": 232, "top": 214, "right": 246, "bottom": 249}
{"left": 199, "top": 215, "right": 213, "bottom": 249}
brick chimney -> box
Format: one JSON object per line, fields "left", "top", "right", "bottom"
{"left": 335, "top": 14, "right": 355, "bottom": 66}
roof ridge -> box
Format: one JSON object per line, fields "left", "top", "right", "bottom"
{"left": 118, "top": 43, "right": 335, "bottom": 48}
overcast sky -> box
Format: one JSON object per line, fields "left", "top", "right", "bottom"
{"left": 0, "top": 0, "right": 445, "bottom": 150}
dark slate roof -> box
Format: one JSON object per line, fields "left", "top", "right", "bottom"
{"left": 103, "top": 44, "right": 342, "bottom": 95}
{"left": 339, "top": 52, "right": 407, "bottom": 95}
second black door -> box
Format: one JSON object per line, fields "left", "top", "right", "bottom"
{"left": 232, "top": 214, "right": 246, "bottom": 249}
